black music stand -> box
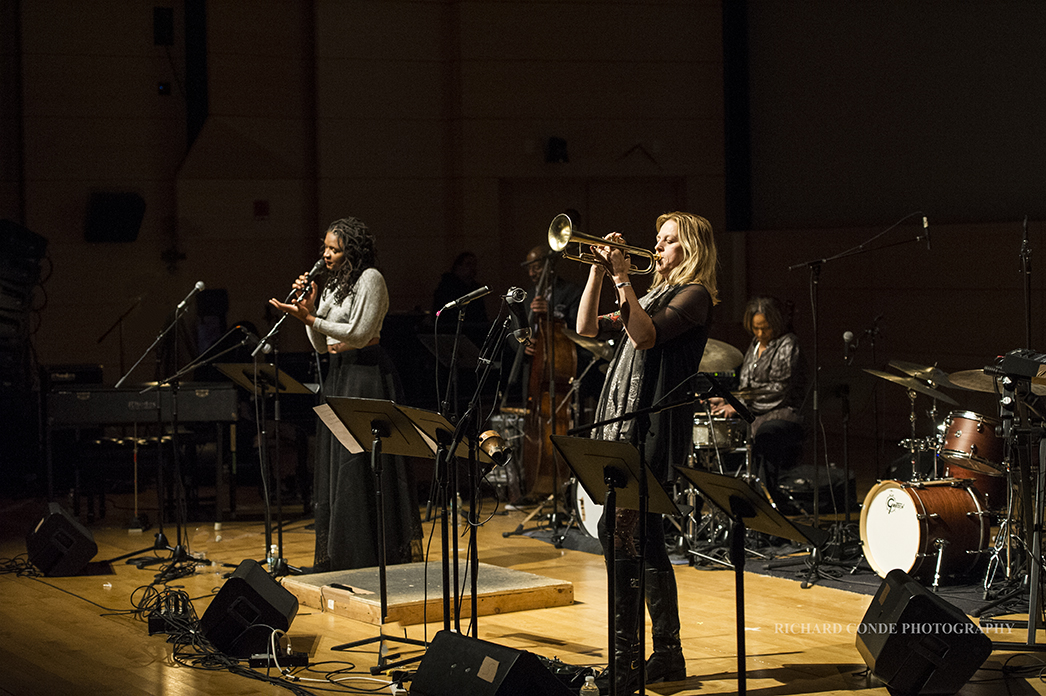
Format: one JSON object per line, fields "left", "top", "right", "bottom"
{"left": 550, "top": 434, "right": 679, "bottom": 696}
{"left": 674, "top": 467, "right": 828, "bottom": 696}
{"left": 314, "top": 397, "right": 493, "bottom": 672}
{"left": 216, "top": 362, "right": 315, "bottom": 396}
{"left": 217, "top": 363, "right": 314, "bottom": 576}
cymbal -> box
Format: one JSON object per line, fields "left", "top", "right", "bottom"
{"left": 948, "top": 369, "right": 998, "bottom": 394}
{"left": 863, "top": 368, "right": 959, "bottom": 405}
{"left": 950, "top": 368, "right": 1046, "bottom": 396}
{"left": 888, "top": 360, "right": 957, "bottom": 389}
{"left": 699, "top": 339, "right": 743, "bottom": 372}
{"left": 562, "top": 328, "right": 616, "bottom": 362}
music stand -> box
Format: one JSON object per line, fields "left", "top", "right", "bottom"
{"left": 674, "top": 467, "right": 828, "bottom": 696}
{"left": 550, "top": 434, "right": 679, "bottom": 696}
{"left": 315, "top": 397, "right": 493, "bottom": 672}
{"left": 216, "top": 362, "right": 315, "bottom": 396}
{"left": 217, "top": 363, "right": 314, "bottom": 575}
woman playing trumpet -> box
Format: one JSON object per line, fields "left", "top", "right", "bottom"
{"left": 576, "top": 211, "right": 720, "bottom": 693}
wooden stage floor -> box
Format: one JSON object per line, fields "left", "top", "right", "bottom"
{"left": 0, "top": 493, "right": 1043, "bottom": 696}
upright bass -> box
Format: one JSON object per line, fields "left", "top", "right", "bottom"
{"left": 522, "top": 257, "right": 577, "bottom": 499}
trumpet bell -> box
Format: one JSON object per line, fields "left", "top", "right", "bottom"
{"left": 548, "top": 213, "right": 574, "bottom": 252}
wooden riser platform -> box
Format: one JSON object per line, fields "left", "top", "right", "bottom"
{"left": 283, "top": 561, "right": 574, "bottom": 625}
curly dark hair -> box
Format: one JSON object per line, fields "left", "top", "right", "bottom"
{"left": 323, "top": 217, "right": 378, "bottom": 303}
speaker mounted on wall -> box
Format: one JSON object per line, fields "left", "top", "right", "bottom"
{"left": 25, "top": 502, "right": 98, "bottom": 576}
{"left": 856, "top": 568, "right": 991, "bottom": 695}
{"left": 410, "top": 630, "right": 573, "bottom": 696}
{"left": 199, "top": 559, "right": 298, "bottom": 658}
{"left": 84, "top": 192, "right": 146, "bottom": 243}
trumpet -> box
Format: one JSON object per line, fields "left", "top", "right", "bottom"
{"left": 547, "top": 213, "right": 660, "bottom": 275}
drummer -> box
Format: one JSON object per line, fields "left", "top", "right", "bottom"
{"left": 711, "top": 296, "right": 808, "bottom": 508}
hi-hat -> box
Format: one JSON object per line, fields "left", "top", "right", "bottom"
{"left": 888, "top": 360, "right": 957, "bottom": 389}
{"left": 562, "top": 328, "right": 616, "bottom": 362}
{"left": 863, "top": 368, "right": 959, "bottom": 405}
{"left": 699, "top": 339, "right": 743, "bottom": 372}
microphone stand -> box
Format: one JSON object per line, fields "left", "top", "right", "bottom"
{"left": 110, "top": 283, "right": 202, "bottom": 570}
{"left": 96, "top": 294, "right": 143, "bottom": 379}
{"left": 787, "top": 212, "right": 928, "bottom": 530}
{"left": 439, "top": 299, "right": 512, "bottom": 635}
{"left": 1020, "top": 215, "right": 1032, "bottom": 349}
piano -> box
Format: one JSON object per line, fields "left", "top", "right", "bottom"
{"left": 47, "top": 382, "right": 238, "bottom": 427}
{"left": 45, "top": 383, "right": 239, "bottom": 522}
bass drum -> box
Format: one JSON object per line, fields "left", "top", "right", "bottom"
{"left": 860, "top": 479, "right": 989, "bottom": 581}
{"left": 573, "top": 480, "right": 603, "bottom": 539}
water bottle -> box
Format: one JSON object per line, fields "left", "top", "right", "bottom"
{"left": 579, "top": 674, "right": 599, "bottom": 695}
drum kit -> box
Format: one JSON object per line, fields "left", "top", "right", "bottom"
{"left": 858, "top": 358, "right": 1043, "bottom": 591}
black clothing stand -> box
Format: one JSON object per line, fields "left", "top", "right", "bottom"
{"left": 674, "top": 468, "right": 828, "bottom": 696}
{"left": 550, "top": 435, "right": 679, "bottom": 696}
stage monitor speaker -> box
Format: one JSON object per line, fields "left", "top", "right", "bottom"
{"left": 199, "top": 559, "right": 298, "bottom": 657}
{"left": 84, "top": 192, "right": 145, "bottom": 243}
{"left": 25, "top": 502, "right": 98, "bottom": 576}
{"left": 856, "top": 569, "right": 991, "bottom": 695}
{"left": 410, "top": 630, "right": 573, "bottom": 696}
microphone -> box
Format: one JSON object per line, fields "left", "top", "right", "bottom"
{"left": 437, "top": 285, "right": 490, "bottom": 316}
{"left": 238, "top": 325, "right": 272, "bottom": 355}
{"left": 504, "top": 287, "right": 527, "bottom": 304}
{"left": 287, "top": 258, "right": 327, "bottom": 302}
{"left": 923, "top": 216, "right": 930, "bottom": 251}
{"left": 177, "top": 281, "right": 205, "bottom": 310}
{"left": 479, "top": 429, "right": 511, "bottom": 466}
{"left": 843, "top": 330, "right": 855, "bottom": 363}
{"left": 505, "top": 287, "right": 532, "bottom": 343}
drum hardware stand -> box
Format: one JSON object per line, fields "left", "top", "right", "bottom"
{"left": 986, "top": 368, "right": 1046, "bottom": 651}
{"left": 980, "top": 460, "right": 1019, "bottom": 600}
{"left": 929, "top": 538, "right": 949, "bottom": 591}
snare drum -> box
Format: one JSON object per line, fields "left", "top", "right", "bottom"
{"left": 939, "top": 410, "right": 1003, "bottom": 475}
{"left": 860, "top": 479, "right": 989, "bottom": 581}
{"left": 693, "top": 415, "right": 746, "bottom": 450}
{"left": 572, "top": 480, "right": 602, "bottom": 539}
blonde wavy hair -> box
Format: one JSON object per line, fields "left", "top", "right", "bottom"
{"left": 650, "top": 211, "right": 720, "bottom": 305}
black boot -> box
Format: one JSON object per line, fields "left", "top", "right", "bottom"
{"left": 595, "top": 559, "right": 643, "bottom": 695}
{"left": 644, "top": 566, "right": 686, "bottom": 683}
